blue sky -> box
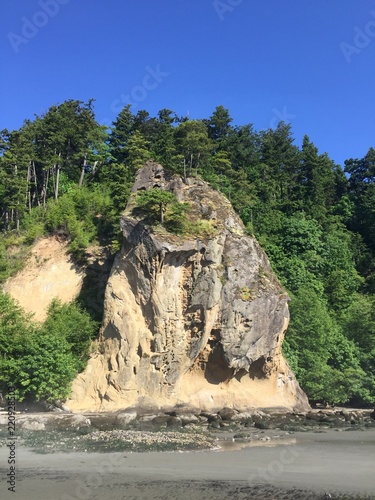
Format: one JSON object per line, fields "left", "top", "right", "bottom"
{"left": 1, "top": 0, "right": 375, "bottom": 166}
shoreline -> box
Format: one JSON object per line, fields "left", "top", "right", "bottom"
{"left": 1, "top": 429, "right": 375, "bottom": 499}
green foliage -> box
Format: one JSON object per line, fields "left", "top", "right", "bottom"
{"left": 206, "top": 105, "right": 233, "bottom": 141}
{"left": 0, "top": 292, "right": 97, "bottom": 402}
{"left": 339, "top": 294, "right": 375, "bottom": 403}
{"left": 1, "top": 100, "right": 375, "bottom": 406}
{"left": 21, "top": 207, "right": 47, "bottom": 244}
{"left": 41, "top": 299, "right": 99, "bottom": 371}
{"left": 97, "top": 162, "right": 133, "bottom": 212}
{"left": 134, "top": 188, "right": 215, "bottom": 237}
{"left": 322, "top": 229, "right": 364, "bottom": 311}
{"left": 284, "top": 288, "right": 366, "bottom": 404}
{"left": 183, "top": 219, "right": 217, "bottom": 238}
{"left": 124, "top": 130, "right": 152, "bottom": 171}
{"left": 240, "top": 286, "right": 253, "bottom": 301}
{"left": 163, "top": 199, "right": 191, "bottom": 234}
{"left": 174, "top": 120, "right": 213, "bottom": 178}
{"left": 45, "top": 186, "right": 115, "bottom": 258}
{"left": 135, "top": 188, "right": 180, "bottom": 224}
{"left": 0, "top": 235, "right": 31, "bottom": 283}
{"left": 10, "top": 330, "right": 78, "bottom": 402}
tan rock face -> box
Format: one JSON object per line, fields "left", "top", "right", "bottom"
{"left": 3, "top": 240, "right": 112, "bottom": 323}
{"left": 3, "top": 237, "right": 84, "bottom": 322}
{"left": 68, "top": 162, "right": 309, "bottom": 412}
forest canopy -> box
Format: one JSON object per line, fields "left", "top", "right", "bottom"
{"left": 0, "top": 100, "right": 374, "bottom": 406}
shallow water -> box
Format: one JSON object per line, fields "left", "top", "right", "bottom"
{"left": 215, "top": 436, "right": 297, "bottom": 451}
{"left": 1, "top": 430, "right": 375, "bottom": 499}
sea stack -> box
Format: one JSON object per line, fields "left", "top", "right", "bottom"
{"left": 68, "top": 161, "right": 309, "bottom": 412}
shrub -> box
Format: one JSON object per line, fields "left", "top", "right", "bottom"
{"left": 0, "top": 292, "right": 98, "bottom": 402}
{"left": 45, "top": 186, "right": 115, "bottom": 257}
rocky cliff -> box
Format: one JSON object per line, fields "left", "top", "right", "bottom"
{"left": 3, "top": 239, "right": 112, "bottom": 323}
{"left": 68, "top": 162, "right": 309, "bottom": 412}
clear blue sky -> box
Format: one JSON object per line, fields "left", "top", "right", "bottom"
{"left": 1, "top": 0, "right": 375, "bottom": 166}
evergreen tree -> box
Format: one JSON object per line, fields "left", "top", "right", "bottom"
{"left": 345, "top": 148, "right": 375, "bottom": 251}
{"left": 108, "top": 104, "right": 134, "bottom": 164}
{"left": 174, "top": 120, "right": 213, "bottom": 179}
{"left": 125, "top": 130, "right": 152, "bottom": 171}
{"left": 152, "top": 109, "right": 177, "bottom": 168}
{"left": 257, "top": 122, "right": 300, "bottom": 215}
{"left": 206, "top": 105, "right": 233, "bottom": 142}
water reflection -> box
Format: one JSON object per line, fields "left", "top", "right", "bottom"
{"left": 215, "top": 437, "right": 297, "bottom": 451}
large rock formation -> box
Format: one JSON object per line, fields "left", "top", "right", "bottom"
{"left": 68, "top": 162, "right": 309, "bottom": 412}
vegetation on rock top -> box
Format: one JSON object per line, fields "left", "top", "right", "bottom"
{"left": 132, "top": 186, "right": 217, "bottom": 238}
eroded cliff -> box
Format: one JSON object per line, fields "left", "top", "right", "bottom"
{"left": 68, "top": 162, "right": 309, "bottom": 412}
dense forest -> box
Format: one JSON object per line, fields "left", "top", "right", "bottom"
{"left": 0, "top": 99, "right": 374, "bottom": 407}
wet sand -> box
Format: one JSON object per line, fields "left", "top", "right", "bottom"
{"left": 1, "top": 429, "right": 375, "bottom": 499}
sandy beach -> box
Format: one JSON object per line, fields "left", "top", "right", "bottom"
{"left": 1, "top": 429, "right": 375, "bottom": 499}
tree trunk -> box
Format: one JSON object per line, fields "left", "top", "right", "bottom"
{"left": 26, "top": 162, "right": 31, "bottom": 213}
{"left": 160, "top": 203, "right": 164, "bottom": 224}
{"left": 85, "top": 161, "right": 102, "bottom": 183}
{"left": 54, "top": 165, "right": 60, "bottom": 201}
{"left": 78, "top": 153, "right": 88, "bottom": 187}
{"left": 54, "top": 152, "right": 62, "bottom": 201}
{"left": 196, "top": 152, "right": 201, "bottom": 177}
{"left": 42, "top": 168, "right": 50, "bottom": 208}
{"left": 183, "top": 158, "right": 187, "bottom": 182}
{"left": 32, "top": 161, "right": 40, "bottom": 207}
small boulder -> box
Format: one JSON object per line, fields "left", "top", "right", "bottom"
{"left": 0, "top": 415, "right": 8, "bottom": 426}
{"left": 235, "top": 412, "right": 253, "bottom": 423}
{"left": 254, "top": 421, "right": 270, "bottom": 430}
{"left": 21, "top": 420, "right": 45, "bottom": 431}
{"left": 201, "top": 412, "right": 222, "bottom": 423}
{"left": 152, "top": 415, "right": 170, "bottom": 427}
{"left": 167, "top": 416, "right": 182, "bottom": 428}
{"left": 209, "top": 421, "right": 221, "bottom": 429}
{"left": 178, "top": 414, "right": 200, "bottom": 426}
{"left": 139, "top": 414, "right": 157, "bottom": 423}
{"left": 218, "top": 407, "right": 238, "bottom": 421}
{"left": 116, "top": 411, "right": 137, "bottom": 427}
{"left": 70, "top": 414, "right": 91, "bottom": 428}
